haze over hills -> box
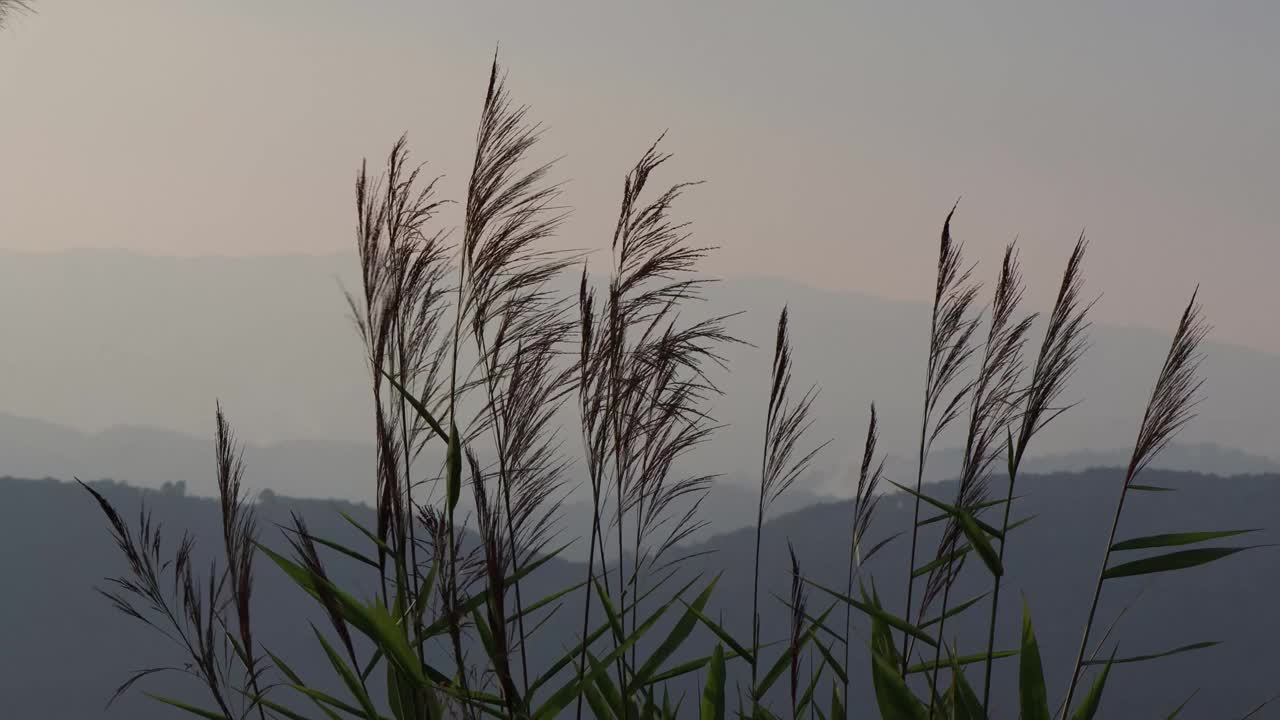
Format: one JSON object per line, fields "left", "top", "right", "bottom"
{"left": 5, "top": 409, "right": 1277, "bottom": 559}
{"left": 2, "top": 249, "right": 1279, "bottom": 496}
{"left": 4, "top": 468, "right": 1278, "bottom": 718}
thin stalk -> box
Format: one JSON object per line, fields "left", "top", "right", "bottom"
{"left": 980, "top": 452, "right": 1019, "bottom": 709}
{"left": 475, "top": 334, "right": 532, "bottom": 700}
{"left": 1061, "top": 480, "right": 1129, "bottom": 716}
{"left": 750, "top": 488, "right": 766, "bottom": 698}
{"left": 900, "top": 403, "right": 931, "bottom": 669}
{"left": 572, "top": 481, "right": 604, "bottom": 720}
{"left": 396, "top": 322, "right": 428, "bottom": 675}
{"left": 609, "top": 281, "right": 630, "bottom": 702}
{"left": 444, "top": 243, "right": 476, "bottom": 719}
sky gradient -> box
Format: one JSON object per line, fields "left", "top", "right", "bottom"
{"left": 1, "top": 1, "right": 1276, "bottom": 352}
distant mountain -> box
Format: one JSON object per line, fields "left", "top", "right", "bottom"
{"left": 0, "top": 411, "right": 375, "bottom": 502}
{"left": 4, "top": 469, "right": 1278, "bottom": 718}
{"left": 0, "top": 410, "right": 1273, "bottom": 557}
{"left": 2, "top": 251, "right": 1280, "bottom": 481}
{"left": 854, "top": 441, "right": 1280, "bottom": 494}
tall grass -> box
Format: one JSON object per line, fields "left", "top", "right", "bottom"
{"left": 80, "top": 56, "right": 1269, "bottom": 720}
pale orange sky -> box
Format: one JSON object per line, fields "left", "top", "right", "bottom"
{"left": 1, "top": 0, "right": 1277, "bottom": 352}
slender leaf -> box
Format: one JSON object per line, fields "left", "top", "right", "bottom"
{"left": 1103, "top": 547, "right": 1258, "bottom": 579}
{"left": 680, "top": 599, "right": 755, "bottom": 663}
{"left": 312, "top": 624, "right": 379, "bottom": 719}
{"left": 383, "top": 371, "right": 448, "bottom": 441}
{"left": 869, "top": 653, "right": 926, "bottom": 720}
{"left": 701, "top": 644, "right": 726, "bottom": 720}
{"left": 920, "top": 591, "right": 990, "bottom": 628}
{"left": 958, "top": 510, "right": 1003, "bottom": 577}
{"left": 889, "top": 480, "right": 1003, "bottom": 538}
{"left": 1110, "top": 529, "right": 1258, "bottom": 553}
{"left": 804, "top": 578, "right": 938, "bottom": 648}
{"left": 913, "top": 545, "right": 972, "bottom": 579}
{"left": 1018, "top": 602, "right": 1050, "bottom": 720}
{"left": 632, "top": 576, "right": 720, "bottom": 689}
{"left": 1082, "top": 641, "right": 1219, "bottom": 666}
{"left": 1069, "top": 652, "right": 1114, "bottom": 720}
{"left": 947, "top": 649, "right": 987, "bottom": 720}
{"left": 1165, "top": 689, "right": 1198, "bottom": 719}
{"left": 905, "top": 650, "right": 1016, "bottom": 675}
{"left": 142, "top": 695, "right": 228, "bottom": 720}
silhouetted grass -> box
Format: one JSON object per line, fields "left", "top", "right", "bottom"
{"left": 79, "top": 55, "right": 1270, "bottom": 720}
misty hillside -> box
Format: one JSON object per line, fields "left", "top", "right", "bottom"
{"left": 4, "top": 469, "right": 1277, "bottom": 718}
{"left": 3, "top": 251, "right": 1280, "bottom": 487}
{"left": 3, "top": 408, "right": 1275, "bottom": 560}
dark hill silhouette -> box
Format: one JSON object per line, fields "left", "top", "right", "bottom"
{"left": 1, "top": 408, "right": 1274, "bottom": 561}
{"left": 3, "top": 468, "right": 1277, "bottom": 717}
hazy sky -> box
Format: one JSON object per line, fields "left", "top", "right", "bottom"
{"left": 1, "top": 1, "right": 1277, "bottom": 352}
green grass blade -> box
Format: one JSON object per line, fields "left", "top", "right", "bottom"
{"left": 1130, "top": 484, "right": 1175, "bottom": 492}
{"left": 587, "top": 650, "right": 627, "bottom": 718}
{"left": 1081, "top": 641, "right": 1219, "bottom": 666}
{"left": 947, "top": 648, "right": 988, "bottom": 720}
{"left": 888, "top": 480, "right": 1004, "bottom": 538}
{"left": 312, "top": 624, "right": 379, "bottom": 719}
{"left": 920, "top": 590, "right": 990, "bottom": 628}
{"left": 795, "top": 650, "right": 829, "bottom": 717}
{"left": 755, "top": 644, "right": 793, "bottom": 702}
{"left": 289, "top": 684, "right": 389, "bottom": 720}
{"left": 920, "top": 496, "right": 1015, "bottom": 527}
{"left": 680, "top": 599, "right": 754, "bottom": 663}
{"left": 142, "top": 694, "right": 228, "bottom": 720}
{"left": 641, "top": 647, "right": 745, "bottom": 687}
{"left": 532, "top": 585, "right": 684, "bottom": 720}
{"left": 812, "top": 635, "right": 848, "bottom": 686}
{"left": 696, "top": 640, "right": 727, "bottom": 712}
{"left": 700, "top": 644, "right": 726, "bottom": 720}
{"left": 804, "top": 578, "right": 938, "bottom": 648}
{"left": 338, "top": 511, "right": 397, "bottom": 558}
{"left": 1164, "top": 689, "right": 1198, "bottom": 718}
{"left": 1110, "top": 529, "right": 1259, "bottom": 552}
{"left": 383, "top": 371, "right": 448, "bottom": 442}
{"left": 525, "top": 619, "right": 612, "bottom": 696}
{"left": 305, "top": 533, "right": 381, "bottom": 569}
{"left": 958, "top": 509, "right": 1003, "bottom": 577}
{"left": 421, "top": 541, "right": 573, "bottom": 639}
{"left": 266, "top": 650, "right": 344, "bottom": 720}
{"left": 583, "top": 679, "right": 617, "bottom": 720}
{"left": 869, "top": 652, "right": 926, "bottom": 720}
{"left": 510, "top": 579, "right": 588, "bottom": 624}
{"left": 1069, "top": 652, "right": 1114, "bottom": 720}
{"left": 256, "top": 697, "right": 321, "bottom": 720}
{"left": 912, "top": 545, "right": 972, "bottom": 579}
{"left": 632, "top": 576, "right": 720, "bottom": 689}
{"left": 754, "top": 605, "right": 834, "bottom": 701}
{"left": 904, "top": 650, "right": 1016, "bottom": 675}
{"left": 1018, "top": 601, "right": 1050, "bottom": 720}
{"left": 1102, "top": 546, "right": 1260, "bottom": 579}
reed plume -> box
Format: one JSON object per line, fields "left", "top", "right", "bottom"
{"left": 921, "top": 243, "right": 1033, "bottom": 709}
{"left": 1061, "top": 290, "right": 1208, "bottom": 714}
{"left": 751, "top": 306, "right": 826, "bottom": 700}
{"left": 574, "top": 136, "right": 735, "bottom": 707}
{"left": 981, "top": 236, "right": 1091, "bottom": 708}
{"left": 843, "top": 405, "right": 884, "bottom": 708}
{"left": 901, "top": 205, "right": 982, "bottom": 668}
